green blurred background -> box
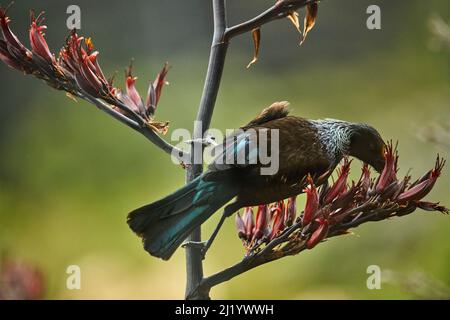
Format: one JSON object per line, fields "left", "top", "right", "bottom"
{"left": 0, "top": 0, "right": 449, "bottom": 299}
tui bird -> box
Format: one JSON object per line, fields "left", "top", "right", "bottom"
{"left": 128, "top": 102, "right": 386, "bottom": 260}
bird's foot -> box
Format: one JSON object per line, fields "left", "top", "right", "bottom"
{"left": 184, "top": 136, "right": 218, "bottom": 147}
{"left": 182, "top": 241, "right": 208, "bottom": 259}
{"left": 183, "top": 241, "right": 211, "bottom": 260}
{"left": 182, "top": 240, "right": 206, "bottom": 249}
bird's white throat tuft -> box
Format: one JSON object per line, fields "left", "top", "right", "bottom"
{"left": 310, "top": 119, "right": 354, "bottom": 164}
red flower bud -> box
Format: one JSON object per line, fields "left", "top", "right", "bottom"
{"left": 303, "top": 175, "right": 319, "bottom": 226}
{"left": 306, "top": 218, "right": 329, "bottom": 249}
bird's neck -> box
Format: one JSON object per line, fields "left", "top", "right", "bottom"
{"left": 310, "top": 119, "right": 354, "bottom": 164}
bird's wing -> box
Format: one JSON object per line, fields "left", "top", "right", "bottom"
{"left": 206, "top": 102, "right": 290, "bottom": 176}
{"left": 243, "top": 101, "right": 290, "bottom": 128}
{"left": 208, "top": 130, "right": 261, "bottom": 173}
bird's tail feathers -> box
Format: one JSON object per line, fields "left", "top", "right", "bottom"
{"left": 127, "top": 176, "right": 236, "bottom": 260}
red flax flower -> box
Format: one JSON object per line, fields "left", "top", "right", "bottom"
{"left": 242, "top": 207, "right": 255, "bottom": 241}
{"left": 29, "top": 11, "right": 53, "bottom": 63}
{"left": 306, "top": 218, "right": 329, "bottom": 249}
{"left": 0, "top": 5, "right": 170, "bottom": 135}
{"left": 252, "top": 205, "right": 269, "bottom": 242}
{"left": 116, "top": 63, "right": 170, "bottom": 133}
{"left": 269, "top": 201, "right": 285, "bottom": 240}
{"left": 0, "top": 5, "right": 31, "bottom": 71}
{"left": 235, "top": 213, "right": 246, "bottom": 241}
{"left": 0, "top": 38, "right": 20, "bottom": 69}
{"left": 375, "top": 142, "right": 398, "bottom": 192}
{"left": 323, "top": 158, "right": 351, "bottom": 203}
{"left": 397, "top": 157, "right": 445, "bottom": 203}
{"left": 0, "top": 255, "right": 45, "bottom": 300}
{"left": 235, "top": 141, "right": 447, "bottom": 258}
{"left": 284, "top": 197, "right": 297, "bottom": 227}
{"left": 359, "top": 164, "right": 371, "bottom": 198}
{"left": 303, "top": 174, "right": 319, "bottom": 226}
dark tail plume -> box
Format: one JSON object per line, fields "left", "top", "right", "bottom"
{"left": 127, "top": 175, "right": 237, "bottom": 260}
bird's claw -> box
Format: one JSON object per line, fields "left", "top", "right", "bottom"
{"left": 182, "top": 241, "right": 208, "bottom": 259}
{"left": 185, "top": 136, "right": 218, "bottom": 147}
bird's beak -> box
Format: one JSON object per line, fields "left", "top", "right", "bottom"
{"left": 373, "top": 144, "right": 387, "bottom": 173}
{"left": 373, "top": 158, "right": 386, "bottom": 173}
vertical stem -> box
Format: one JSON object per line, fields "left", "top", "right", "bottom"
{"left": 185, "top": 0, "right": 229, "bottom": 300}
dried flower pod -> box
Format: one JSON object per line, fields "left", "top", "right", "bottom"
{"left": 147, "top": 63, "right": 169, "bottom": 116}
{"left": 417, "top": 201, "right": 449, "bottom": 214}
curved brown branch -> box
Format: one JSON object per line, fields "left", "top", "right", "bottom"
{"left": 224, "top": 0, "right": 318, "bottom": 42}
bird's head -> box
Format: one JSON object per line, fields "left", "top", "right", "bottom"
{"left": 348, "top": 124, "right": 386, "bottom": 173}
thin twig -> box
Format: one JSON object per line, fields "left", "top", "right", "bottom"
{"left": 82, "top": 92, "right": 187, "bottom": 163}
